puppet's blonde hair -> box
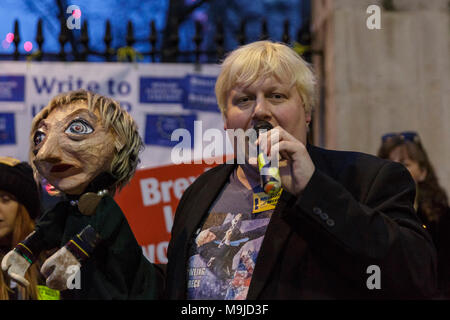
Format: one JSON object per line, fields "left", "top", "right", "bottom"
{"left": 29, "top": 89, "right": 143, "bottom": 195}
{"left": 215, "top": 40, "right": 317, "bottom": 116}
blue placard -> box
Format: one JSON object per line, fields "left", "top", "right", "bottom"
{"left": 0, "top": 76, "right": 25, "bottom": 102}
{"left": 183, "top": 74, "right": 218, "bottom": 112}
{"left": 145, "top": 114, "right": 197, "bottom": 147}
{"left": 0, "top": 113, "right": 16, "bottom": 145}
{"left": 139, "top": 77, "right": 185, "bottom": 104}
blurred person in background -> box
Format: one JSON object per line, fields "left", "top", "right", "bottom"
{"left": 0, "top": 156, "right": 58, "bottom": 300}
{"left": 378, "top": 131, "right": 450, "bottom": 298}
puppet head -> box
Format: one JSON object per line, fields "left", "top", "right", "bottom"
{"left": 29, "top": 90, "right": 143, "bottom": 196}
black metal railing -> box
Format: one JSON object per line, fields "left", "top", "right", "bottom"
{"left": 0, "top": 18, "right": 315, "bottom": 63}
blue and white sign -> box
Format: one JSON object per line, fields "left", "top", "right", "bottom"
{"left": 145, "top": 114, "right": 197, "bottom": 147}
{"left": 0, "top": 62, "right": 223, "bottom": 167}
{"left": 140, "top": 77, "right": 185, "bottom": 104}
{"left": 0, "top": 113, "right": 16, "bottom": 145}
{"left": 183, "top": 74, "right": 218, "bottom": 112}
{"left": 0, "top": 76, "right": 25, "bottom": 102}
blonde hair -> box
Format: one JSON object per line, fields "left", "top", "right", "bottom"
{"left": 29, "top": 90, "right": 143, "bottom": 195}
{"left": 0, "top": 205, "right": 40, "bottom": 300}
{"left": 215, "top": 40, "right": 317, "bottom": 116}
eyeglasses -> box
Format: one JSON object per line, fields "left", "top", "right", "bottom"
{"left": 381, "top": 131, "right": 421, "bottom": 143}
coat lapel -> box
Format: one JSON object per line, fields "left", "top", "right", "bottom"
{"left": 246, "top": 190, "right": 293, "bottom": 299}
{"left": 177, "top": 163, "right": 236, "bottom": 298}
{"left": 182, "top": 164, "right": 237, "bottom": 242}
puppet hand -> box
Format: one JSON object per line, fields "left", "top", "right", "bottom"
{"left": 1, "top": 250, "right": 31, "bottom": 287}
{"left": 41, "top": 247, "right": 80, "bottom": 291}
{"left": 40, "top": 225, "right": 101, "bottom": 291}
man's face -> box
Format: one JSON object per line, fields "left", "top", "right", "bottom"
{"left": 32, "top": 102, "right": 117, "bottom": 195}
{"left": 224, "top": 76, "right": 310, "bottom": 162}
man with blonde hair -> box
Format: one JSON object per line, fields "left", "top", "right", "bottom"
{"left": 2, "top": 90, "right": 160, "bottom": 299}
{"left": 165, "top": 40, "right": 437, "bottom": 299}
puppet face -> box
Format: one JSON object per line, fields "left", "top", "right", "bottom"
{"left": 32, "top": 101, "right": 117, "bottom": 195}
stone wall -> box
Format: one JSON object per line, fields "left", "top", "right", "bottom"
{"left": 313, "top": 0, "right": 450, "bottom": 194}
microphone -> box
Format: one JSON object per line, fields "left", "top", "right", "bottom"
{"left": 254, "top": 121, "right": 282, "bottom": 195}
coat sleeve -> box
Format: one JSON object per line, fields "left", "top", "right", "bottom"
{"left": 280, "top": 161, "right": 438, "bottom": 298}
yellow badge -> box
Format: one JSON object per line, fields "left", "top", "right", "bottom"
{"left": 0, "top": 156, "right": 21, "bottom": 166}
{"left": 37, "top": 285, "right": 60, "bottom": 300}
{"left": 252, "top": 188, "right": 282, "bottom": 214}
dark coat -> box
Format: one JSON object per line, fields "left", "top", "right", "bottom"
{"left": 164, "top": 144, "right": 438, "bottom": 299}
{"left": 29, "top": 195, "right": 159, "bottom": 299}
{"left": 420, "top": 206, "right": 450, "bottom": 298}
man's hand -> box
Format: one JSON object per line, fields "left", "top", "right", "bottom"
{"left": 40, "top": 247, "right": 80, "bottom": 291}
{"left": 1, "top": 250, "right": 31, "bottom": 287}
{"left": 256, "top": 126, "right": 315, "bottom": 196}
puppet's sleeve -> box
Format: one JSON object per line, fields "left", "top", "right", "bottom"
{"left": 16, "top": 202, "right": 69, "bottom": 264}
{"left": 67, "top": 195, "right": 161, "bottom": 299}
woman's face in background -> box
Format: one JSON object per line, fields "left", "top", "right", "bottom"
{"left": 0, "top": 190, "right": 19, "bottom": 244}
{"left": 388, "top": 145, "right": 427, "bottom": 184}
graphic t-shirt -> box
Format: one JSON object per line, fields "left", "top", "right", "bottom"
{"left": 186, "top": 166, "right": 282, "bottom": 300}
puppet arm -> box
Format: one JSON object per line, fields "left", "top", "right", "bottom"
{"left": 40, "top": 194, "right": 117, "bottom": 291}
{"left": 1, "top": 231, "right": 41, "bottom": 287}
{"left": 40, "top": 224, "right": 101, "bottom": 291}
{"left": 2, "top": 204, "right": 68, "bottom": 287}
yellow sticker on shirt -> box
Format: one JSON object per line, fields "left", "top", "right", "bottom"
{"left": 37, "top": 285, "right": 60, "bottom": 300}
{"left": 252, "top": 188, "right": 282, "bottom": 214}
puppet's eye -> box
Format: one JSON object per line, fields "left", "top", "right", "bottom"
{"left": 65, "top": 119, "right": 94, "bottom": 135}
{"left": 33, "top": 131, "right": 46, "bottom": 146}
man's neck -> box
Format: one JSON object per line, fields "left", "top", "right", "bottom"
{"left": 236, "top": 164, "right": 260, "bottom": 190}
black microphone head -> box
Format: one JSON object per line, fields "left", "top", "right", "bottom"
{"left": 253, "top": 121, "right": 273, "bottom": 137}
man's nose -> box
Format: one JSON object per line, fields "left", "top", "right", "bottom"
{"left": 252, "top": 97, "right": 272, "bottom": 122}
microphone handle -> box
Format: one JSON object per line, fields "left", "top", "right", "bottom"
{"left": 257, "top": 150, "right": 282, "bottom": 195}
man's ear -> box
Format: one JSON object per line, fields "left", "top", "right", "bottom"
{"left": 305, "top": 111, "right": 312, "bottom": 127}
{"left": 222, "top": 111, "right": 228, "bottom": 131}
{"left": 223, "top": 113, "right": 228, "bottom": 131}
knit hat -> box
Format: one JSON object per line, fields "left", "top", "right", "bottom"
{"left": 0, "top": 156, "right": 41, "bottom": 220}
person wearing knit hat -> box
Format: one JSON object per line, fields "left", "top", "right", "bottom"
{"left": 0, "top": 156, "right": 49, "bottom": 300}
{"left": 0, "top": 157, "right": 41, "bottom": 221}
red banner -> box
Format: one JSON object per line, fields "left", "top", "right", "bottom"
{"left": 114, "top": 162, "right": 219, "bottom": 263}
